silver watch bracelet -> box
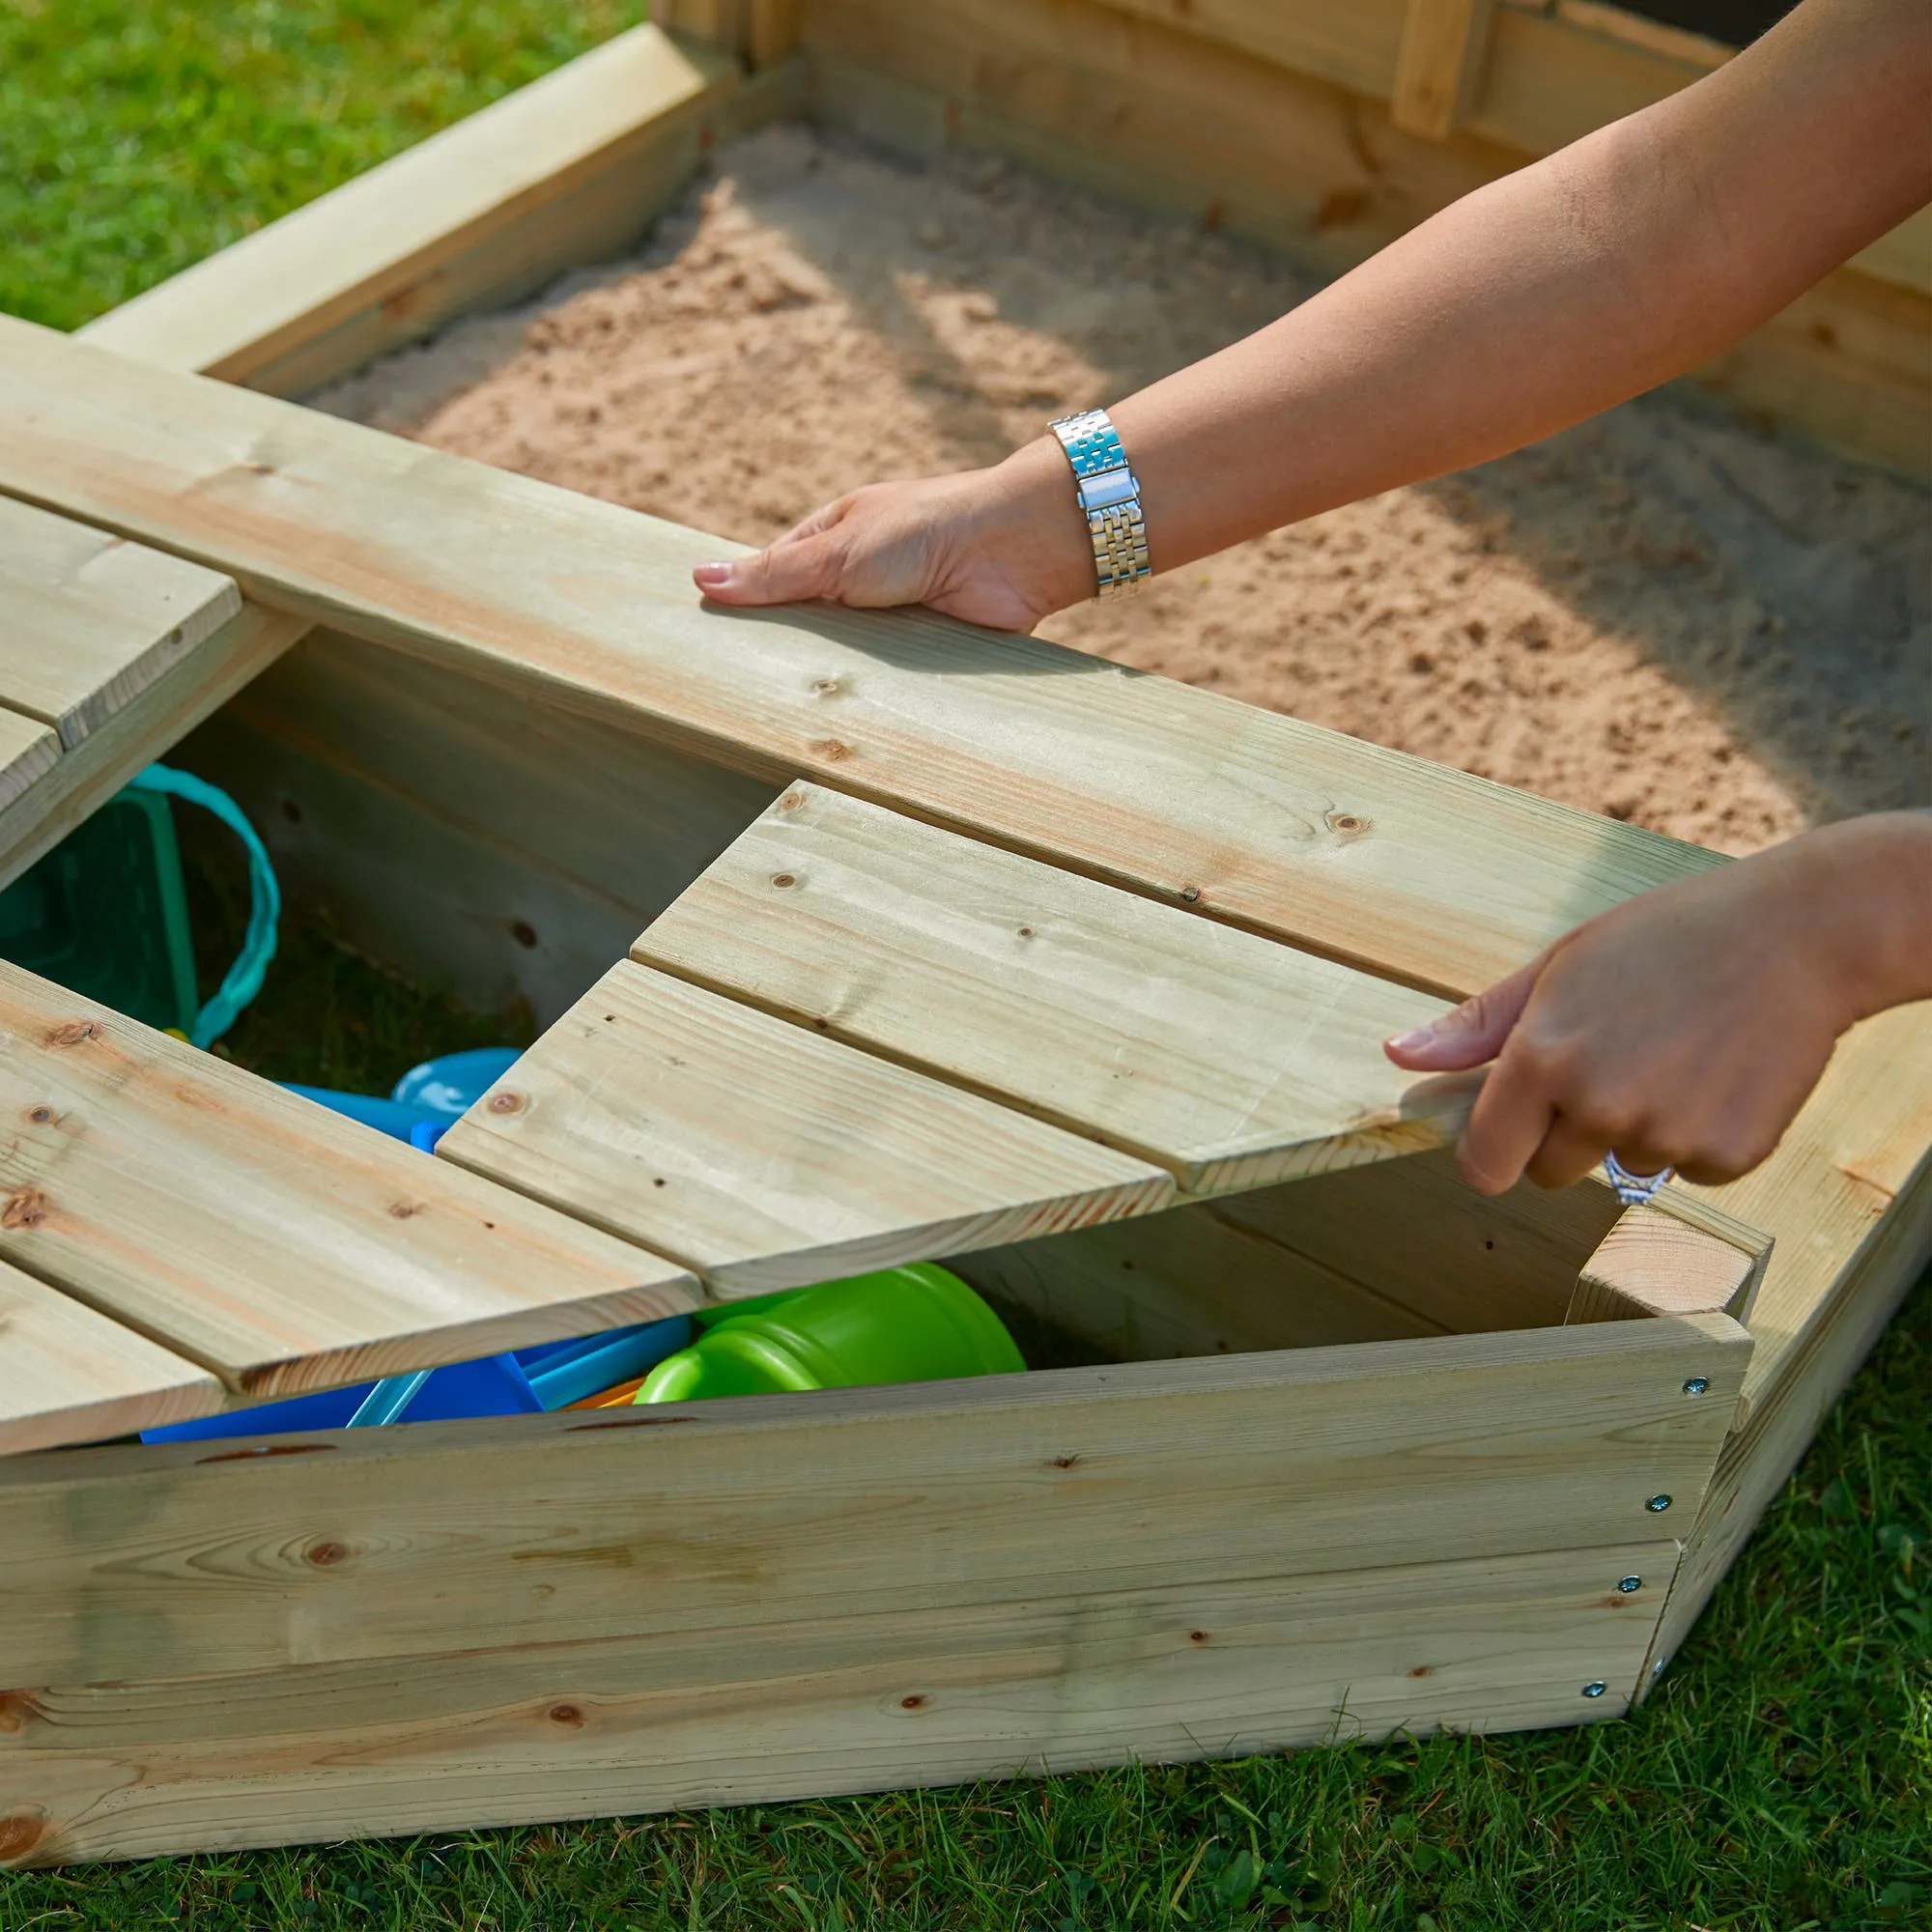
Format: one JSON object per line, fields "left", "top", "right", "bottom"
{"left": 1049, "top": 407, "right": 1151, "bottom": 598}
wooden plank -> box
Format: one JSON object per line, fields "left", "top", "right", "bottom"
{"left": 0, "top": 959, "right": 698, "bottom": 1412}
{"left": 1639, "top": 1137, "right": 1932, "bottom": 1690}
{"left": 0, "top": 1261, "right": 223, "bottom": 1457}
{"left": 1565, "top": 1206, "right": 1756, "bottom": 1329}
{"left": 183, "top": 627, "right": 773, "bottom": 1027}
{"left": 0, "top": 497, "right": 241, "bottom": 750}
{"left": 74, "top": 27, "right": 742, "bottom": 399}
{"left": 437, "top": 960, "right": 1173, "bottom": 1294}
{"left": 0, "top": 714, "right": 59, "bottom": 818}
{"left": 1085, "top": 0, "right": 1407, "bottom": 98}
{"left": 952, "top": 1200, "right": 1446, "bottom": 1362}
{"left": 2, "top": 1538, "right": 1674, "bottom": 1864}
{"left": 0, "top": 602, "right": 302, "bottom": 894}
{"left": 1688, "top": 1001, "right": 1932, "bottom": 1412}
{"left": 1211, "top": 1145, "right": 1626, "bottom": 1334}
{"left": 0, "top": 317, "right": 1725, "bottom": 1001}
{"left": 810, "top": 0, "right": 1517, "bottom": 283}
{"left": 0, "top": 1313, "right": 1746, "bottom": 1683}
{"left": 634, "top": 782, "right": 1475, "bottom": 1194}
{"left": 1391, "top": 0, "right": 1495, "bottom": 138}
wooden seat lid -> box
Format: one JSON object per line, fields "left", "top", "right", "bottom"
{"left": 0, "top": 959, "right": 699, "bottom": 1456}
{"left": 438, "top": 784, "right": 1480, "bottom": 1298}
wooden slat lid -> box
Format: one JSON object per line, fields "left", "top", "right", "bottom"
{"left": 0, "top": 959, "right": 700, "bottom": 1453}
{"left": 0, "top": 493, "right": 241, "bottom": 749}
{"left": 632, "top": 783, "right": 1478, "bottom": 1197}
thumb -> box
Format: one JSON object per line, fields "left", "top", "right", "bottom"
{"left": 1384, "top": 954, "right": 1547, "bottom": 1071}
{"left": 693, "top": 533, "right": 844, "bottom": 607}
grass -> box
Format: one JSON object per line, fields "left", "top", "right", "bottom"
{"left": 2, "top": 4, "right": 1928, "bottom": 1924}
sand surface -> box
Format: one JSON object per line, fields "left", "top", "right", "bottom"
{"left": 315, "top": 125, "right": 1929, "bottom": 855}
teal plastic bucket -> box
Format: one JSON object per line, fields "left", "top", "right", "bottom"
{"left": 636, "top": 1264, "right": 1022, "bottom": 1403}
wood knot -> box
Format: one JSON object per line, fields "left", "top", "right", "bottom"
{"left": 0, "top": 1807, "right": 48, "bottom": 1863}
{"left": 1324, "top": 810, "right": 1370, "bottom": 838}
{"left": 1016, "top": 926, "right": 1034, "bottom": 939}
{"left": 509, "top": 920, "right": 539, "bottom": 950}
{"left": 2, "top": 1188, "right": 49, "bottom": 1231}
{"left": 1408, "top": 1664, "right": 1434, "bottom": 1678}
{"left": 809, "top": 737, "right": 853, "bottom": 763}
{"left": 487, "top": 1091, "right": 524, "bottom": 1115}
{"left": 770, "top": 873, "right": 797, "bottom": 889}
{"left": 810, "top": 677, "right": 842, "bottom": 696}
{"left": 548, "top": 1703, "right": 585, "bottom": 1728}
{"left": 387, "top": 1201, "right": 424, "bottom": 1219}
{"left": 780, "top": 791, "right": 808, "bottom": 810}
{"left": 1187, "top": 1631, "right": 1208, "bottom": 1645}
{"left": 305, "top": 1540, "right": 350, "bottom": 1568}
{"left": 898, "top": 1693, "right": 927, "bottom": 1711}
{"left": 1049, "top": 1454, "right": 1080, "bottom": 1470}
{"left": 0, "top": 1691, "right": 44, "bottom": 1735}
{"left": 44, "top": 1020, "right": 98, "bottom": 1048}
{"left": 25, "top": 1106, "right": 54, "bottom": 1125}
{"left": 1177, "top": 886, "right": 1202, "bottom": 904}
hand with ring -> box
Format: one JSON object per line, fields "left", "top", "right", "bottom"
{"left": 1384, "top": 813, "right": 1932, "bottom": 1196}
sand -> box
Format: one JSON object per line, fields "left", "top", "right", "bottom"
{"left": 314, "top": 125, "right": 1930, "bottom": 855}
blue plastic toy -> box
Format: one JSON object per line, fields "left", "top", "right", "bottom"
{"left": 141, "top": 1314, "right": 696, "bottom": 1443}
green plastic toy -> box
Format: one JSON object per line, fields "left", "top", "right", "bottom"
{"left": 635, "top": 1264, "right": 1023, "bottom": 1402}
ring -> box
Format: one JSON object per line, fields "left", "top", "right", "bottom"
{"left": 1603, "top": 1150, "right": 1675, "bottom": 1207}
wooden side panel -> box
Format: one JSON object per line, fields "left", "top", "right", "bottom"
{"left": 75, "top": 28, "right": 742, "bottom": 399}
{"left": 0, "top": 603, "right": 304, "bottom": 893}
{"left": 1692, "top": 1001, "right": 1932, "bottom": 1410}
{"left": 182, "top": 628, "right": 775, "bottom": 1027}
{"left": 438, "top": 960, "right": 1174, "bottom": 1293}
{"left": 0, "top": 1316, "right": 1747, "bottom": 1684}
{"left": 0, "top": 1263, "right": 223, "bottom": 1456}
{"left": 1212, "top": 1145, "right": 1626, "bottom": 1334}
{"left": 634, "top": 782, "right": 1471, "bottom": 1194}
{"left": 0, "top": 315, "right": 1724, "bottom": 1001}
{"left": 1, "top": 1539, "right": 1676, "bottom": 1865}
{"left": 1642, "top": 1135, "right": 1932, "bottom": 1685}
{"left": 0, "top": 962, "right": 698, "bottom": 1407}
{"left": 0, "top": 497, "right": 241, "bottom": 750}
{"left": 952, "top": 1200, "right": 1447, "bottom": 1361}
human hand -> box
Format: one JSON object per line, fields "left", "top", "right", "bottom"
{"left": 692, "top": 440, "right": 1095, "bottom": 631}
{"left": 1384, "top": 814, "right": 1932, "bottom": 1194}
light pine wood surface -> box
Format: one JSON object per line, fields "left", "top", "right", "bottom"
{"left": 0, "top": 960, "right": 698, "bottom": 1404}
{"left": 1565, "top": 1205, "right": 1757, "bottom": 1329}
{"left": 634, "top": 781, "right": 1476, "bottom": 1194}
{"left": 0, "top": 1260, "right": 224, "bottom": 1456}
{"left": 953, "top": 1199, "right": 1446, "bottom": 1361}
{"left": 0, "top": 1314, "right": 1745, "bottom": 1684}
{"left": 0, "top": 314, "right": 1723, "bottom": 1000}
{"left": 0, "top": 495, "right": 242, "bottom": 750}
{"left": 0, "top": 600, "right": 305, "bottom": 894}
{"left": 4, "top": 1538, "right": 1674, "bottom": 1863}
{"left": 438, "top": 959, "right": 1174, "bottom": 1293}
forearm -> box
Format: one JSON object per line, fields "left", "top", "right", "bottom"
{"left": 1798, "top": 812, "right": 1932, "bottom": 1027}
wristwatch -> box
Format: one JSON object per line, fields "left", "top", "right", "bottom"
{"left": 1050, "top": 407, "right": 1151, "bottom": 598}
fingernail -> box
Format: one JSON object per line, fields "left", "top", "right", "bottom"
{"left": 693, "top": 561, "right": 734, "bottom": 588}
{"left": 1387, "top": 1027, "right": 1435, "bottom": 1053}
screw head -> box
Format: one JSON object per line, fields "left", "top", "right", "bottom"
{"left": 1682, "top": 1377, "right": 1710, "bottom": 1397}
{"left": 1581, "top": 1681, "right": 1607, "bottom": 1699}
{"left": 1646, "top": 1493, "right": 1673, "bottom": 1513}
{"left": 1616, "top": 1576, "right": 1643, "bottom": 1594}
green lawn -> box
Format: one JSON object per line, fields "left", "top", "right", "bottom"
{"left": 1, "top": 5, "right": 1927, "bottom": 1925}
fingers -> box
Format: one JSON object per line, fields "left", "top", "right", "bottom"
{"left": 693, "top": 532, "right": 843, "bottom": 607}
{"left": 1384, "top": 956, "right": 1546, "bottom": 1072}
